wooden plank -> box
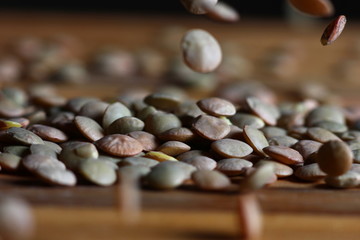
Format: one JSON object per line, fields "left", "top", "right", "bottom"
{"left": 32, "top": 207, "right": 360, "bottom": 240}
{"left": 2, "top": 174, "right": 360, "bottom": 214}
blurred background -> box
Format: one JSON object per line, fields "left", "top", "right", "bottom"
{"left": 0, "top": 1, "right": 358, "bottom": 18}
{"left": 0, "top": 0, "right": 360, "bottom": 103}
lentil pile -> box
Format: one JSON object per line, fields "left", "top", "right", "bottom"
{"left": 0, "top": 85, "right": 359, "bottom": 189}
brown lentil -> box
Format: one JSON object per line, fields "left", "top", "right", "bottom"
{"left": 316, "top": 140, "right": 353, "bottom": 176}
{"left": 95, "top": 134, "right": 143, "bottom": 157}
{"left": 192, "top": 114, "right": 230, "bottom": 141}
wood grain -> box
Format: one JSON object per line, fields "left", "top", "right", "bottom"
{"left": 33, "top": 207, "right": 360, "bottom": 240}
{"left": 1, "top": 174, "right": 360, "bottom": 215}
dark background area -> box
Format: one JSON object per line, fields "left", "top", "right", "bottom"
{"left": 0, "top": 1, "right": 359, "bottom": 18}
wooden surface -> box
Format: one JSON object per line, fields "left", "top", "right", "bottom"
{"left": 1, "top": 12, "right": 360, "bottom": 240}
{"left": 2, "top": 174, "right": 360, "bottom": 215}
{"left": 33, "top": 208, "right": 360, "bottom": 240}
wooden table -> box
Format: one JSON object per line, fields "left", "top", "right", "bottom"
{"left": 1, "top": 12, "right": 360, "bottom": 240}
